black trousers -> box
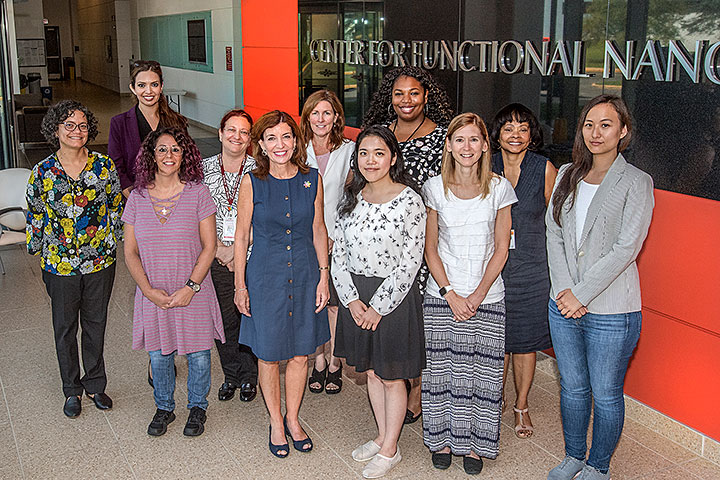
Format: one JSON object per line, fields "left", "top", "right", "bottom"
{"left": 42, "top": 263, "right": 116, "bottom": 397}
{"left": 211, "top": 260, "right": 258, "bottom": 385}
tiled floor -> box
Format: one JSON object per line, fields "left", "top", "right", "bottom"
{"left": 4, "top": 80, "right": 720, "bottom": 479}
{"left": 1, "top": 246, "right": 719, "bottom": 479}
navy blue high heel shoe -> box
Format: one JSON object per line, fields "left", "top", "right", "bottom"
{"left": 283, "top": 416, "right": 313, "bottom": 452}
{"left": 268, "top": 425, "right": 289, "bottom": 458}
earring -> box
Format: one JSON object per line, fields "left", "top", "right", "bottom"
{"left": 262, "top": 149, "right": 267, "bottom": 156}
{"left": 387, "top": 103, "right": 395, "bottom": 117}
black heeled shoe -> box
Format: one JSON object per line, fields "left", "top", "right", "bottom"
{"left": 325, "top": 364, "right": 343, "bottom": 394}
{"left": 283, "top": 416, "right": 313, "bottom": 452}
{"left": 308, "top": 365, "right": 327, "bottom": 394}
{"left": 268, "top": 425, "right": 289, "bottom": 458}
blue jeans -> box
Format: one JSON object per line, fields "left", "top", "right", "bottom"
{"left": 148, "top": 349, "right": 211, "bottom": 411}
{"left": 548, "top": 300, "right": 641, "bottom": 473}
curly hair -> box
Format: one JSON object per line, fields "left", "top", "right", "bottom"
{"left": 300, "top": 89, "right": 346, "bottom": 152}
{"left": 41, "top": 100, "right": 99, "bottom": 150}
{"left": 338, "top": 125, "right": 420, "bottom": 217}
{"left": 251, "top": 110, "right": 309, "bottom": 180}
{"left": 133, "top": 127, "right": 204, "bottom": 190}
{"left": 361, "top": 66, "right": 454, "bottom": 129}
{"left": 489, "top": 103, "right": 544, "bottom": 152}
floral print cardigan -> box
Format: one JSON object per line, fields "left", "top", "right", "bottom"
{"left": 26, "top": 151, "right": 124, "bottom": 276}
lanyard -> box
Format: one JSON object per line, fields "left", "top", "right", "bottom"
{"left": 219, "top": 154, "right": 245, "bottom": 212}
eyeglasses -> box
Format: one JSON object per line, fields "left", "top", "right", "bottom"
{"left": 60, "top": 122, "right": 89, "bottom": 132}
{"left": 155, "top": 145, "right": 183, "bottom": 156}
{"left": 223, "top": 127, "right": 250, "bottom": 137}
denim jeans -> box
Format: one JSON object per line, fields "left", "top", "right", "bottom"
{"left": 548, "top": 299, "right": 641, "bottom": 473}
{"left": 148, "top": 349, "right": 211, "bottom": 411}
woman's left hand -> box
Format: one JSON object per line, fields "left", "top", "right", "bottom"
{"left": 168, "top": 286, "right": 195, "bottom": 308}
{"left": 467, "top": 290, "right": 487, "bottom": 313}
{"left": 315, "top": 277, "right": 330, "bottom": 313}
{"left": 358, "top": 307, "right": 382, "bottom": 331}
{"left": 556, "top": 289, "right": 586, "bottom": 319}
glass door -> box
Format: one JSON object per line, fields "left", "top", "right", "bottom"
{"left": 299, "top": 1, "right": 384, "bottom": 127}
{"left": 0, "top": 0, "right": 17, "bottom": 169}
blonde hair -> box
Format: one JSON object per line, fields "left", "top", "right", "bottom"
{"left": 440, "top": 112, "right": 495, "bottom": 198}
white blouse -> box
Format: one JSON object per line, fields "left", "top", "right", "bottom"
{"left": 306, "top": 140, "right": 355, "bottom": 241}
{"left": 575, "top": 180, "right": 600, "bottom": 249}
{"left": 332, "top": 187, "right": 426, "bottom": 316}
{"left": 422, "top": 175, "right": 517, "bottom": 302}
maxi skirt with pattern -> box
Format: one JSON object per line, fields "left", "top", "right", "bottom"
{"left": 421, "top": 295, "right": 505, "bottom": 458}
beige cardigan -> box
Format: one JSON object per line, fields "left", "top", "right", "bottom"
{"left": 546, "top": 154, "right": 655, "bottom": 314}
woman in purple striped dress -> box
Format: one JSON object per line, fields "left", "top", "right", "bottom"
{"left": 123, "top": 127, "right": 225, "bottom": 438}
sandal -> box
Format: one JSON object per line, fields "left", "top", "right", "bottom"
{"left": 325, "top": 364, "right": 343, "bottom": 394}
{"left": 513, "top": 406, "right": 534, "bottom": 439}
{"left": 308, "top": 365, "right": 327, "bottom": 393}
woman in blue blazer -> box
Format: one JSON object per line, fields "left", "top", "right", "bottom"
{"left": 546, "top": 95, "right": 654, "bottom": 480}
{"left": 108, "top": 60, "right": 187, "bottom": 197}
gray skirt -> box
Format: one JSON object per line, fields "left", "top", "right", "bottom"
{"left": 334, "top": 273, "right": 426, "bottom": 380}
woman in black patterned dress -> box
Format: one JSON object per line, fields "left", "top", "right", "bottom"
{"left": 490, "top": 103, "right": 557, "bottom": 439}
{"left": 362, "top": 66, "right": 454, "bottom": 424}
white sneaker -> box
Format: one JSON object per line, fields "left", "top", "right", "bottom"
{"left": 362, "top": 448, "right": 401, "bottom": 479}
{"left": 352, "top": 440, "right": 381, "bottom": 462}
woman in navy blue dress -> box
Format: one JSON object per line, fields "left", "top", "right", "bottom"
{"left": 490, "top": 104, "right": 557, "bottom": 439}
{"left": 234, "top": 111, "right": 330, "bottom": 458}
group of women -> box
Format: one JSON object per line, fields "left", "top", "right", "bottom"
{"left": 25, "top": 61, "right": 653, "bottom": 480}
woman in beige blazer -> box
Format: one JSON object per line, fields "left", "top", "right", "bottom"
{"left": 545, "top": 95, "right": 654, "bottom": 480}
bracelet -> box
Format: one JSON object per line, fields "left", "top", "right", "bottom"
{"left": 235, "top": 286, "right": 248, "bottom": 292}
{"left": 318, "top": 266, "right": 329, "bottom": 271}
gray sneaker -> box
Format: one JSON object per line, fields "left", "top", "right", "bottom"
{"left": 575, "top": 465, "right": 610, "bottom": 479}
{"left": 548, "top": 456, "right": 586, "bottom": 480}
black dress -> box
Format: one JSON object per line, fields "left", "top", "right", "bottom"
{"left": 492, "top": 151, "right": 552, "bottom": 353}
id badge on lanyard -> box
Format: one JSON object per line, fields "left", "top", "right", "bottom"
{"left": 222, "top": 210, "right": 237, "bottom": 243}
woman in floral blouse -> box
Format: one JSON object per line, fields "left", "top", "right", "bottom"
{"left": 332, "top": 125, "right": 426, "bottom": 478}
{"left": 26, "top": 100, "right": 123, "bottom": 418}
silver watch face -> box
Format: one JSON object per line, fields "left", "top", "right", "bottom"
{"left": 187, "top": 280, "right": 200, "bottom": 292}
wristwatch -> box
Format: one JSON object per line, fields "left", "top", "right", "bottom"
{"left": 185, "top": 279, "right": 201, "bottom": 293}
{"left": 439, "top": 285, "right": 454, "bottom": 297}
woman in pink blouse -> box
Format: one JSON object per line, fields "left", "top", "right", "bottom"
{"left": 123, "top": 127, "right": 224, "bottom": 438}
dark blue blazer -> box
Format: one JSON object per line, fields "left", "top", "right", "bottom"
{"left": 108, "top": 107, "right": 142, "bottom": 190}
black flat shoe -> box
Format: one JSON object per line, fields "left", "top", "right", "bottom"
{"left": 218, "top": 382, "right": 237, "bottom": 401}
{"left": 147, "top": 408, "right": 175, "bottom": 436}
{"left": 403, "top": 408, "right": 421, "bottom": 424}
{"left": 432, "top": 452, "right": 452, "bottom": 469}
{"left": 63, "top": 396, "right": 81, "bottom": 418}
{"left": 183, "top": 406, "right": 206, "bottom": 437}
{"left": 463, "top": 456, "right": 484, "bottom": 475}
{"left": 239, "top": 383, "right": 257, "bottom": 402}
{"left": 87, "top": 392, "right": 113, "bottom": 410}
{"left": 308, "top": 366, "right": 327, "bottom": 393}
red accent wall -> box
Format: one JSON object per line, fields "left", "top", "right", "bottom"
{"left": 241, "top": 0, "right": 299, "bottom": 121}
{"left": 628, "top": 190, "right": 720, "bottom": 441}
{"left": 241, "top": 3, "right": 720, "bottom": 441}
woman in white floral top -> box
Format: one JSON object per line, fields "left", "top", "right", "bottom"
{"left": 332, "top": 125, "right": 426, "bottom": 479}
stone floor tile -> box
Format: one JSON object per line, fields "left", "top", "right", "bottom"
{"left": 680, "top": 457, "right": 720, "bottom": 480}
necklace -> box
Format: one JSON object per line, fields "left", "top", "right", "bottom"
{"left": 392, "top": 115, "right": 426, "bottom": 143}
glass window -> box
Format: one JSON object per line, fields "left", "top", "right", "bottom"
{"left": 187, "top": 19, "right": 207, "bottom": 64}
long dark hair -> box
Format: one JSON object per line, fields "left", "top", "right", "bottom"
{"left": 130, "top": 60, "right": 188, "bottom": 131}
{"left": 551, "top": 94, "right": 633, "bottom": 226}
{"left": 338, "top": 125, "right": 419, "bottom": 217}
{"left": 489, "top": 103, "right": 543, "bottom": 152}
{"left": 361, "top": 66, "right": 453, "bottom": 128}
{"left": 251, "top": 110, "right": 309, "bottom": 180}
{"left": 134, "top": 127, "right": 203, "bottom": 190}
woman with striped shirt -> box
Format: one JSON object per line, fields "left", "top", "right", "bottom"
{"left": 123, "top": 127, "right": 224, "bottom": 438}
